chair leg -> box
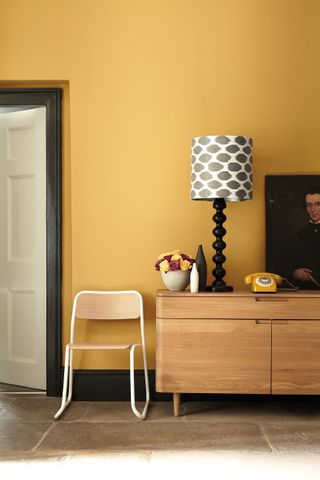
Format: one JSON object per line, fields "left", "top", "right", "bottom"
{"left": 67, "top": 349, "right": 74, "bottom": 404}
{"left": 129, "top": 344, "right": 150, "bottom": 420}
{"left": 54, "top": 345, "right": 72, "bottom": 419}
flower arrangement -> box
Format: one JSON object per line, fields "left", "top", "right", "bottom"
{"left": 155, "top": 249, "right": 195, "bottom": 273}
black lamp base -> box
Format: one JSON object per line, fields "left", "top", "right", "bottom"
{"left": 211, "top": 198, "right": 233, "bottom": 292}
{"left": 211, "top": 284, "right": 233, "bottom": 292}
{"left": 204, "top": 284, "right": 233, "bottom": 292}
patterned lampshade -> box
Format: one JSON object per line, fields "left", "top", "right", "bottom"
{"left": 191, "top": 135, "right": 253, "bottom": 202}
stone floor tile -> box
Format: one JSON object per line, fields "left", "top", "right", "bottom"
{"left": 0, "top": 396, "right": 16, "bottom": 417}
{"left": 0, "top": 396, "right": 88, "bottom": 421}
{"left": 262, "top": 422, "right": 320, "bottom": 452}
{"left": 146, "top": 402, "right": 184, "bottom": 422}
{"left": 0, "top": 382, "right": 43, "bottom": 393}
{"left": 54, "top": 401, "right": 93, "bottom": 421}
{"left": 0, "top": 396, "right": 60, "bottom": 421}
{"left": 37, "top": 421, "right": 270, "bottom": 452}
{"left": 0, "top": 420, "right": 51, "bottom": 452}
{"left": 79, "top": 401, "right": 142, "bottom": 422}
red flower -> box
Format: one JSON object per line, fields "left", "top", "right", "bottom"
{"left": 169, "top": 260, "right": 180, "bottom": 271}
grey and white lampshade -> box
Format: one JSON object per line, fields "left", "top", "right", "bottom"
{"left": 191, "top": 135, "right": 253, "bottom": 202}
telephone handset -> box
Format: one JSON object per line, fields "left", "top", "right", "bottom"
{"left": 244, "top": 272, "right": 282, "bottom": 293}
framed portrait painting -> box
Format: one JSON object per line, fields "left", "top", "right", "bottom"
{"left": 265, "top": 175, "right": 320, "bottom": 290}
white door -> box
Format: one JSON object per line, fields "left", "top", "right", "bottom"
{"left": 0, "top": 107, "right": 46, "bottom": 389}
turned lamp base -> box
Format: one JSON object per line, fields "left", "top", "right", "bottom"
{"left": 211, "top": 198, "right": 233, "bottom": 292}
{"left": 211, "top": 284, "right": 233, "bottom": 292}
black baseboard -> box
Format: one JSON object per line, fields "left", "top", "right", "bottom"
{"left": 58, "top": 369, "right": 171, "bottom": 401}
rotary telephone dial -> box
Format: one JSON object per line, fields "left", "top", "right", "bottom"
{"left": 244, "top": 272, "right": 282, "bottom": 293}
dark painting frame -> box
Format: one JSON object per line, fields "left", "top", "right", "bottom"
{"left": 265, "top": 175, "right": 320, "bottom": 289}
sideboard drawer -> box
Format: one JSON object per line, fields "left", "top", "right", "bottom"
{"left": 156, "top": 294, "right": 320, "bottom": 320}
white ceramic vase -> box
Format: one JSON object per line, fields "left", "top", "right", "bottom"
{"left": 161, "top": 270, "right": 190, "bottom": 291}
{"left": 190, "top": 263, "right": 199, "bottom": 293}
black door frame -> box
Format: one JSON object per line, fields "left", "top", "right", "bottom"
{"left": 0, "top": 88, "right": 62, "bottom": 396}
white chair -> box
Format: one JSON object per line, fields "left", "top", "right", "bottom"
{"left": 54, "top": 290, "right": 150, "bottom": 420}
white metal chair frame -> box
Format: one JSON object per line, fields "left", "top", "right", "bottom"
{"left": 54, "top": 290, "right": 150, "bottom": 420}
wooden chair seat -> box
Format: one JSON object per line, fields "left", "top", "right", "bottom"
{"left": 69, "top": 342, "right": 137, "bottom": 350}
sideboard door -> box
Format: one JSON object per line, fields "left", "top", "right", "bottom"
{"left": 156, "top": 318, "right": 271, "bottom": 394}
{"left": 272, "top": 320, "right": 320, "bottom": 394}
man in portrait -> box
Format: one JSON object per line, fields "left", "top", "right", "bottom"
{"left": 279, "top": 186, "right": 320, "bottom": 289}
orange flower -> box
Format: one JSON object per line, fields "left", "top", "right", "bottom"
{"left": 180, "top": 259, "right": 191, "bottom": 271}
{"left": 159, "top": 260, "right": 170, "bottom": 272}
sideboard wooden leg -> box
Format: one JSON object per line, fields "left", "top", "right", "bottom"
{"left": 173, "top": 393, "right": 181, "bottom": 417}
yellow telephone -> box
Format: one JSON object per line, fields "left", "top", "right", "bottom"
{"left": 244, "top": 272, "right": 282, "bottom": 293}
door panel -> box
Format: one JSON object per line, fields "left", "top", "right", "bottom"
{"left": 9, "top": 290, "right": 36, "bottom": 361}
{"left": 0, "top": 108, "right": 46, "bottom": 389}
{"left": 272, "top": 320, "right": 320, "bottom": 394}
{"left": 9, "top": 175, "right": 35, "bottom": 260}
{"left": 156, "top": 318, "right": 271, "bottom": 394}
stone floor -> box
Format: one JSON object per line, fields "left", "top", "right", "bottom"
{"left": 2, "top": 394, "right": 320, "bottom": 477}
{"left": 0, "top": 382, "right": 43, "bottom": 393}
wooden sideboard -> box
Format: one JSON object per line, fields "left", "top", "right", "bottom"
{"left": 156, "top": 290, "right": 320, "bottom": 416}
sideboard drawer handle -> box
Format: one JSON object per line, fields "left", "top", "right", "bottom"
{"left": 255, "top": 297, "right": 289, "bottom": 302}
{"left": 255, "top": 320, "right": 270, "bottom": 324}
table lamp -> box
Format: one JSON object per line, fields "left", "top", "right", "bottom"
{"left": 191, "top": 135, "right": 253, "bottom": 291}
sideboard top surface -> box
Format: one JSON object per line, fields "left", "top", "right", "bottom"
{"left": 156, "top": 289, "right": 320, "bottom": 298}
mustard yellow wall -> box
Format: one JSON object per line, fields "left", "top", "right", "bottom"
{"left": 1, "top": 0, "right": 319, "bottom": 369}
